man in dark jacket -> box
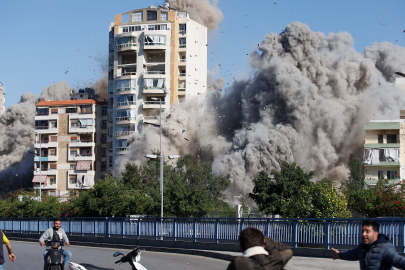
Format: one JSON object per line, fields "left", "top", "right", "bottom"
{"left": 227, "top": 227, "right": 293, "bottom": 270}
{"left": 332, "top": 219, "right": 405, "bottom": 270}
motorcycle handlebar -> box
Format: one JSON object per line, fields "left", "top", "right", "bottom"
{"left": 115, "top": 259, "right": 123, "bottom": 264}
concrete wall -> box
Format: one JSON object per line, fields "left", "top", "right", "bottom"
{"left": 365, "top": 130, "right": 399, "bottom": 144}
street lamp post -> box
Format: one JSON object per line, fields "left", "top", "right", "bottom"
{"left": 35, "top": 131, "right": 42, "bottom": 202}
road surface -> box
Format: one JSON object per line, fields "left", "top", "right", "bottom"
{"left": 5, "top": 240, "right": 400, "bottom": 270}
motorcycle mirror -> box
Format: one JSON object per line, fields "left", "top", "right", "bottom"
{"left": 113, "top": 252, "right": 123, "bottom": 257}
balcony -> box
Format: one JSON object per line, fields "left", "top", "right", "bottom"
{"left": 116, "top": 72, "right": 137, "bottom": 79}
{"left": 116, "top": 42, "right": 137, "bottom": 52}
{"left": 178, "top": 59, "right": 186, "bottom": 66}
{"left": 35, "top": 113, "right": 58, "bottom": 120}
{"left": 68, "top": 171, "right": 95, "bottom": 189}
{"left": 68, "top": 153, "right": 94, "bottom": 162}
{"left": 143, "top": 101, "right": 166, "bottom": 109}
{"left": 34, "top": 155, "right": 57, "bottom": 162}
{"left": 69, "top": 139, "right": 95, "bottom": 148}
{"left": 34, "top": 126, "right": 58, "bottom": 134}
{"left": 69, "top": 113, "right": 95, "bottom": 119}
{"left": 115, "top": 116, "right": 136, "bottom": 124}
{"left": 116, "top": 101, "right": 136, "bottom": 108}
{"left": 143, "top": 71, "right": 166, "bottom": 79}
{"left": 143, "top": 87, "right": 166, "bottom": 95}
{"left": 143, "top": 42, "right": 166, "bottom": 50}
{"left": 143, "top": 116, "right": 159, "bottom": 124}
{"left": 115, "top": 147, "right": 128, "bottom": 153}
{"left": 178, "top": 88, "right": 186, "bottom": 95}
{"left": 116, "top": 87, "right": 137, "bottom": 94}
{"left": 34, "top": 140, "right": 58, "bottom": 148}
{"left": 69, "top": 125, "right": 95, "bottom": 134}
{"left": 115, "top": 131, "right": 135, "bottom": 138}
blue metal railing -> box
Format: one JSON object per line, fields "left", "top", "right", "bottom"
{"left": 1, "top": 217, "right": 405, "bottom": 251}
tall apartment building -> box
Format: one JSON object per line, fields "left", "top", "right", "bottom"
{"left": 33, "top": 94, "right": 108, "bottom": 197}
{"left": 107, "top": 2, "right": 207, "bottom": 171}
{"left": 0, "top": 83, "right": 5, "bottom": 115}
{"left": 363, "top": 74, "right": 405, "bottom": 186}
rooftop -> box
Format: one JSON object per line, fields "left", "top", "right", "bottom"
{"left": 36, "top": 99, "right": 100, "bottom": 107}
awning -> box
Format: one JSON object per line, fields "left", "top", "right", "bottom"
{"left": 32, "top": 175, "right": 46, "bottom": 183}
{"left": 76, "top": 161, "right": 92, "bottom": 171}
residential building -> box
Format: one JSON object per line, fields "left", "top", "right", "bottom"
{"left": 0, "top": 83, "right": 5, "bottom": 115}
{"left": 363, "top": 75, "right": 405, "bottom": 186}
{"left": 107, "top": 1, "right": 208, "bottom": 172}
{"left": 33, "top": 98, "right": 108, "bottom": 197}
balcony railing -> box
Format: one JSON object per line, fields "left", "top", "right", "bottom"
{"left": 36, "top": 112, "right": 49, "bottom": 116}
{"left": 79, "top": 111, "right": 93, "bottom": 114}
{"left": 144, "top": 101, "right": 166, "bottom": 105}
{"left": 116, "top": 87, "right": 136, "bottom": 93}
{"left": 115, "top": 131, "right": 135, "bottom": 137}
{"left": 179, "top": 73, "right": 186, "bottom": 76}
{"left": 179, "top": 45, "right": 186, "bottom": 48}
{"left": 179, "top": 59, "right": 186, "bottom": 62}
{"left": 144, "top": 42, "right": 166, "bottom": 46}
{"left": 116, "top": 43, "right": 137, "bottom": 49}
{"left": 35, "top": 140, "right": 50, "bottom": 143}
{"left": 70, "top": 125, "right": 93, "bottom": 129}
{"left": 144, "top": 71, "right": 166, "bottom": 75}
{"left": 74, "top": 139, "right": 93, "bottom": 143}
{"left": 117, "top": 72, "right": 137, "bottom": 77}
{"left": 115, "top": 116, "right": 136, "bottom": 122}
{"left": 116, "top": 147, "right": 128, "bottom": 152}
{"left": 78, "top": 153, "right": 93, "bottom": 157}
{"left": 144, "top": 116, "right": 158, "bottom": 120}
{"left": 35, "top": 126, "right": 49, "bottom": 130}
{"left": 116, "top": 101, "right": 136, "bottom": 107}
{"left": 178, "top": 88, "right": 186, "bottom": 92}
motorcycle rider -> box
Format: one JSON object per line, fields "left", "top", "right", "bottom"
{"left": 39, "top": 218, "right": 72, "bottom": 269}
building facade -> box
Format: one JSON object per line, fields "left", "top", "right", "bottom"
{"left": 0, "top": 83, "right": 5, "bottom": 115}
{"left": 107, "top": 3, "right": 208, "bottom": 172}
{"left": 33, "top": 99, "right": 108, "bottom": 197}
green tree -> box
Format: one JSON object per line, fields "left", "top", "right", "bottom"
{"left": 120, "top": 162, "right": 142, "bottom": 190}
{"left": 249, "top": 162, "right": 350, "bottom": 218}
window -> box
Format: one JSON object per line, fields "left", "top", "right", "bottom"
{"left": 102, "top": 106, "right": 107, "bottom": 116}
{"left": 70, "top": 164, "right": 76, "bottom": 170}
{"left": 49, "top": 177, "right": 56, "bottom": 185}
{"left": 179, "top": 24, "right": 186, "bottom": 33}
{"left": 147, "top": 10, "right": 157, "bottom": 21}
{"left": 132, "top": 11, "right": 143, "bottom": 22}
{"left": 387, "top": 170, "right": 398, "bottom": 180}
{"left": 66, "top": 108, "right": 77, "bottom": 113}
{"left": 51, "top": 109, "right": 58, "bottom": 114}
{"left": 101, "top": 148, "right": 107, "bottom": 157}
{"left": 70, "top": 150, "right": 78, "bottom": 156}
{"left": 70, "top": 136, "right": 78, "bottom": 142}
{"left": 378, "top": 134, "right": 383, "bottom": 144}
{"left": 379, "top": 149, "right": 384, "bottom": 161}
{"left": 160, "top": 12, "right": 168, "bottom": 20}
{"left": 101, "top": 134, "right": 107, "bottom": 144}
{"left": 123, "top": 26, "right": 142, "bottom": 33}
{"left": 36, "top": 108, "right": 49, "bottom": 115}
{"left": 179, "top": 38, "right": 186, "bottom": 47}
{"left": 116, "top": 79, "right": 136, "bottom": 90}
{"left": 387, "top": 134, "right": 397, "bottom": 143}
{"left": 69, "top": 176, "right": 77, "bottom": 185}
{"left": 378, "top": 171, "right": 384, "bottom": 180}
{"left": 101, "top": 120, "right": 107, "bottom": 129}
{"left": 101, "top": 162, "right": 107, "bottom": 171}
{"left": 50, "top": 163, "right": 57, "bottom": 169}
{"left": 148, "top": 24, "right": 167, "bottom": 30}
{"left": 50, "top": 121, "right": 57, "bottom": 128}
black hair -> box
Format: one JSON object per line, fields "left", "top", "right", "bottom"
{"left": 362, "top": 219, "right": 379, "bottom": 232}
{"left": 239, "top": 227, "right": 265, "bottom": 251}
{"left": 54, "top": 218, "right": 62, "bottom": 223}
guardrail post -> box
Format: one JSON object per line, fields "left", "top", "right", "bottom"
{"left": 215, "top": 219, "right": 219, "bottom": 244}
{"left": 105, "top": 217, "right": 110, "bottom": 238}
{"left": 402, "top": 220, "right": 405, "bottom": 253}
{"left": 293, "top": 220, "right": 298, "bottom": 248}
{"left": 81, "top": 219, "right": 83, "bottom": 236}
{"left": 29, "top": 218, "right": 31, "bottom": 234}
{"left": 20, "top": 219, "right": 22, "bottom": 234}
{"left": 154, "top": 218, "right": 158, "bottom": 240}
{"left": 137, "top": 217, "right": 141, "bottom": 238}
{"left": 122, "top": 219, "right": 125, "bottom": 238}
{"left": 173, "top": 219, "right": 177, "bottom": 241}
{"left": 94, "top": 219, "right": 96, "bottom": 237}
{"left": 193, "top": 219, "right": 197, "bottom": 242}
{"left": 69, "top": 219, "right": 72, "bottom": 236}
{"left": 38, "top": 219, "right": 40, "bottom": 234}
{"left": 325, "top": 221, "right": 330, "bottom": 250}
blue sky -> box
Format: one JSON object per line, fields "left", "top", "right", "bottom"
{"left": 1, "top": 0, "right": 404, "bottom": 107}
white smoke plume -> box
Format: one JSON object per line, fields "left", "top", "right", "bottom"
{"left": 120, "top": 22, "right": 405, "bottom": 201}
{"left": 167, "top": 0, "right": 223, "bottom": 30}
{"left": 0, "top": 81, "right": 74, "bottom": 194}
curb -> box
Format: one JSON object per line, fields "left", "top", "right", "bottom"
{"left": 8, "top": 237, "right": 238, "bottom": 261}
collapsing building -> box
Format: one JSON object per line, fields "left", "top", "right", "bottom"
{"left": 0, "top": 82, "right": 5, "bottom": 116}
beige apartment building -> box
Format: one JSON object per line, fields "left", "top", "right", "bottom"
{"left": 33, "top": 97, "right": 108, "bottom": 197}
{"left": 107, "top": 1, "right": 208, "bottom": 172}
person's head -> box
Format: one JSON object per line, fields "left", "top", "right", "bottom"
{"left": 239, "top": 227, "right": 265, "bottom": 252}
{"left": 362, "top": 219, "right": 380, "bottom": 245}
{"left": 54, "top": 218, "right": 62, "bottom": 230}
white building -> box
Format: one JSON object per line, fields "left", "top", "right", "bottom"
{"left": 0, "top": 83, "right": 5, "bottom": 115}
{"left": 107, "top": 2, "right": 208, "bottom": 172}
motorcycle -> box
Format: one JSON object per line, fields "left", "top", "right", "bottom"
{"left": 43, "top": 241, "right": 66, "bottom": 270}
{"left": 113, "top": 237, "right": 147, "bottom": 270}
{"left": 43, "top": 240, "right": 87, "bottom": 270}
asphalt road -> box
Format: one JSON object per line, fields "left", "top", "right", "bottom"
{"left": 3, "top": 241, "right": 230, "bottom": 270}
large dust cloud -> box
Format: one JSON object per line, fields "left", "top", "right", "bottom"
{"left": 120, "top": 22, "right": 405, "bottom": 200}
